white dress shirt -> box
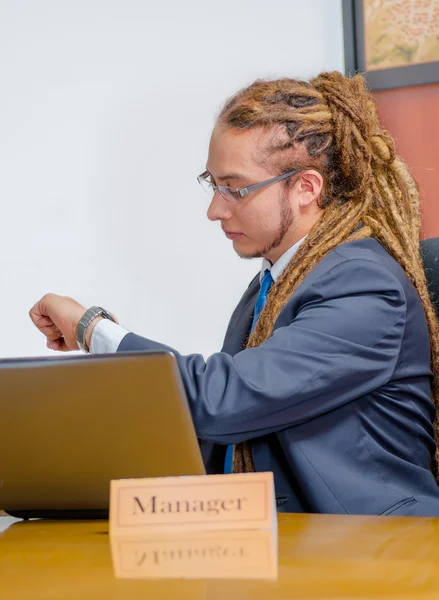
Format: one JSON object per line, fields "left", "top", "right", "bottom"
{"left": 259, "top": 235, "right": 306, "bottom": 283}
{"left": 90, "top": 236, "right": 307, "bottom": 354}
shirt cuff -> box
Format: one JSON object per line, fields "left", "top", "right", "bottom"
{"left": 89, "top": 318, "right": 130, "bottom": 354}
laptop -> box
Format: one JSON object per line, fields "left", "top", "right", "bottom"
{"left": 0, "top": 351, "right": 205, "bottom": 519}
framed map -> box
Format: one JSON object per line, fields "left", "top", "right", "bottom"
{"left": 343, "top": 0, "right": 439, "bottom": 89}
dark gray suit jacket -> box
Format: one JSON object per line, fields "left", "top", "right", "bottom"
{"left": 118, "top": 238, "right": 439, "bottom": 516}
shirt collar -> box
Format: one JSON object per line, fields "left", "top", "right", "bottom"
{"left": 260, "top": 235, "right": 307, "bottom": 282}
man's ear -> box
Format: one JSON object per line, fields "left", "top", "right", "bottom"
{"left": 297, "top": 170, "right": 324, "bottom": 208}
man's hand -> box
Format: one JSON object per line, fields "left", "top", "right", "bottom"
{"left": 29, "top": 294, "right": 87, "bottom": 352}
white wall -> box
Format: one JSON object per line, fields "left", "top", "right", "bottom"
{"left": 0, "top": 0, "right": 344, "bottom": 359}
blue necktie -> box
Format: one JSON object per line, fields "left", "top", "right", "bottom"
{"left": 224, "top": 269, "right": 274, "bottom": 474}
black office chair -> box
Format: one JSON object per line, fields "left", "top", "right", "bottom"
{"left": 421, "top": 237, "right": 439, "bottom": 320}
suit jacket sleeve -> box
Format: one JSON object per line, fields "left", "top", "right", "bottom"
{"left": 118, "top": 258, "right": 408, "bottom": 445}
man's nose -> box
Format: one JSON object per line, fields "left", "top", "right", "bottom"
{"left": 207, "top": 191, "right": 233, "bottom": 222}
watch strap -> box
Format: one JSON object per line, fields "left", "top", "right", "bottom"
{"left": 77, "top": 306, "right": 116, "bottom": 353}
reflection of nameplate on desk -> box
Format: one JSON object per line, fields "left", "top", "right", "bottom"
{"left": 110, "top": 472, "right": 277, "bottom": 534}
{"left": 111, "top": 529, "right": 278, "bottom": 580}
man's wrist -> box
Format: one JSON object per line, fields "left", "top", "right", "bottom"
{"left": 85, "top": 315, "right": 104, "bottom": 350}
{"left": 77, "top": 306, "right": 117, "bottom": 352}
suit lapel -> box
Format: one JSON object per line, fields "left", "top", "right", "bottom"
{"left": 221, "top": 275, "right": 260, "bottom": 356}
{"left": 222, "top": 246, "right": 341, "bottom": 356}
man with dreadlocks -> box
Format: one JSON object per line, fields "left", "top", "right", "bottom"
{"left": 30, "top": 71, "right": 439, "bottom": 515}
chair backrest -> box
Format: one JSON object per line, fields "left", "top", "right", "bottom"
{"left": 420, "top": 237, "right": 439, "bottom": 321}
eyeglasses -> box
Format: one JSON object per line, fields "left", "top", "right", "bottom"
{"left": 197, "top": 168, "right": 302, "bottom": 203}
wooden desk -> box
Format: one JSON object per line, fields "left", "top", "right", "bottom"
{"left": 1, "top": 513, "right": 439, "bottom": 599}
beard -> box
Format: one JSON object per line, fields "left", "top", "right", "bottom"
{"left": 238, "top": 193, "right": 294, "bottom": 260}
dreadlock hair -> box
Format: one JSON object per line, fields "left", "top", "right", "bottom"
{"left": 219, "top": 71, "right": 439, "bottom": 478}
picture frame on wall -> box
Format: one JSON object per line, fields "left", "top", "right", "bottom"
{"left": 342, "top": 0, "right": 439, "bottom": 90}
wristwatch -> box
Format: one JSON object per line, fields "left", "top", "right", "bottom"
{"left": 76, "top": 306, "right": 116, "bottom": 353}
